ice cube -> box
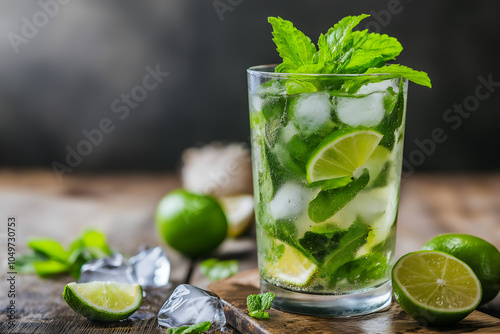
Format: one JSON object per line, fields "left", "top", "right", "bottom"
{"left": 292, "top": 92, "right": 332, "bottom": 135}
{"left": 250, "top": 94, "right": 263, "bottom": 112}
{"left": 129, "top": 246, "right": 170, "bottom": 288}
{"left": 336, "top": 93, "right": 385, "bottom": 127}
{"left": 79, "top": 253, "right": 138, "bottom": 284}
{"left": 270, "top": 182, "right": 312, "bottom": 220}
{"left": 357, "top": 80, "right": 399, "bottom": 95}
{"left": 157, "top": 284, "right": 226, "bottom": 330}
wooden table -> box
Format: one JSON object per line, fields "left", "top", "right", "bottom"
{"left": 0, "top": 170, "right": 499, "bottom": 333}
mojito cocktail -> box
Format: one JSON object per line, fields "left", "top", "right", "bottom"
{"left": 247, "top": 15, "right": 430, "bottom": 316}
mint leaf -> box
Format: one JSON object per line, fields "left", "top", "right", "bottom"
{"left": 308, "top": 169, "right": 370, "bottom": 223}
{"left": 33, "top": 259, "right": 69, "bottom": 277}
{"left": 268, "top": 17, "right": 316, "bottom": 73}
{"left": 321, "top": 220, "right": 370, "bottom": 288}
{"left": 18, "top": 229, "right": 112, "bottom": 279}
{"left": 27, "top": 238, "right": 69, "bottom": 262}
{"left": 247, "top": 292, "right": 275, "bottom": 319}
{"left": 349, "top": 30, "right": 402, "bottom": 63}
{"left": 69, "top": 229, "right": 112, "bottom": 255}
{"left": 365, "top": 64, "right": 431, "bottom": 88}
{"left": 15, "top": 252, "right": 49, "bottom": 274}
{"left": 299, "top": 228, "right": 347, "bottom": 263}
{"left": 333, "top": 252, "right": 389, "bottom": 287}
{"left": 316, "top": 14, "right": 369, "bottom": 63}
{"left": 166, "top": 321, "right": 211, "bottom": 334}
{"left": 249, "top": 310, "right": 270, "bottom": 319}
{"left": 199, "top": 258, "right": 238, "bottom": 282}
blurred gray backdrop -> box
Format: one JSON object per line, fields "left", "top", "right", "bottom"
{"left": 0, "top": 0, "right": 499, "bottom": 174}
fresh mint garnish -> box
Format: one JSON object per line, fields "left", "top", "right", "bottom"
{"left": 247, "top": 292, "right": 276, "bottom": 319}
{"left": 268, "top": 17, "right": 316, "bottom": 73}
{"left": 17, "top": 229, "right": 112, "bottom": 278}
{"left": 166, "top": 321, "right": 211, "bottom": 334}
{"left": 268, "top": 15, "right": 431, "bottom": 88}
{"left": 199, "top": 258, "right": 238, "bottom": 282}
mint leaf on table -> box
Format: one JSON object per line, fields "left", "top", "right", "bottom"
{"left": 247, "top": 292, "right": 276, "bottom": 319}
{"left": 166, "top": 321, "right": 211, "bottom": 334}
{"left": 308, "top": 169, "right": 370, "bottom": 223}
{"left": 17, "top": 229, "right": 112, "bottom": 278}
{"left": 199, "top": 258, "right": 238, "bottom": 282}
{"left": 268, "top": 14, "right": 431, "bottom": 88}
{"left": 27, "top": 238, "right": 69, "bottom": 263}
{"left": 268, "top": 17, "right": 316, "bottom": 73}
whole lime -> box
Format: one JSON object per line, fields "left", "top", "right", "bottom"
{"left": 156, "top": 189, "right": 227, "bottom": 258}
{"left": 422, "top": 233, "right": 500, "bottom": 305}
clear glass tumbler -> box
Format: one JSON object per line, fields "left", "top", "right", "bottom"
{"left": 247, "top": 65, "right": 408, "bottom": 316}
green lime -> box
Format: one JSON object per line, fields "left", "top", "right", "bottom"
{"left": 392, "top": 250, "right": 481, "bottom": 326}
{"left": 63, "top": 282, "right": 142, "bottom": 322}
{"left": 156, "top": 189, "right": 228, "bottom": 258}
{"left": 264, "top": 241, "right": 317, "bottom": 287}
{"left": 422, "top": 233, "right": 500, "bottom": 305}
{"left": 306, "top": 128, "right": 383, "bottom": 183}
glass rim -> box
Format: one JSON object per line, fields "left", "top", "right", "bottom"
{"left": 247, "top": 64, "right": 398, "bottom": 78}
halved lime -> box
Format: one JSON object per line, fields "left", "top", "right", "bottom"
{"left": 265, "top": 241, "right": 317, "bottom": 286}
{"left": 307, "top": 129, "right": 383, "bottom": 183}
{"left": 422, "top": 234, "right": 500, "bottom": 305}
{"left": 63, "top": 282, "right": 143, "bottom": 322}
{"left": 393, "top": 251, "right": 482, "bottom": 326}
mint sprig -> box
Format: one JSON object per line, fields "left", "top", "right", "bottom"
{"left": 166, "top": 321, "right": 211, "bottom": 334}
{"left": 16, "top": 229, "right": 112, "bottom": 278}
{"left": 268, "top": 15, "right": 431, "bottom": 88}
{"left": 247, "top": 292, "right": 276, "bottom": 319}
{"left": 199, "top": 258, "right": 238, "bottom": 282}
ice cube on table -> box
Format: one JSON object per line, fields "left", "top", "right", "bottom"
{"left": 335, "top": 93, "right": 385, "bottom": 127}
{"left": 79, "top": 253, "right": 138, "bottom": 284}
{"left": 270, "top": 182, "right": 312, "bottom": 220}
{"left": 157, "top": 284, "right": 226, "bottom": 330}
{"left": 129, "top": 246, "right": 170, "bottom": 288}
{"left": 291, "top": 92, "right": 332, "bottom": 135}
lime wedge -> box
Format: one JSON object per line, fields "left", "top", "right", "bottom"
{"left": 218, "top": 195, "right": 255, "bottom": 238}
{"left": 307, "top": 129, "right": 383, "bottom": 183}
{"left": 393, "top": 251, "right": 482, "bottom": 326}
{"left": 265, "top": 241, "right": 317, "bottom": 287}
{"left": 63, "top": 282, "right": 142, "bottom": 322}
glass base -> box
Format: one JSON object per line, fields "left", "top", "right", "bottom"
{"left": 261, "top": 279, "right": 392, "bottom": 317}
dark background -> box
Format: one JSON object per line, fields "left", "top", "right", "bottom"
{"left": 1, "top": 0, "right": 499, "bottom": 175}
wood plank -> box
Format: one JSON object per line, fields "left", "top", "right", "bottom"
{"left": 210, "top": 269, "right": 500, "bottom": 334}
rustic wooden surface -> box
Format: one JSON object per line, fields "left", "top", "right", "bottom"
{"left": 210, "top": 269, "right": 500, "bottom": 334}
{"left": 0, "top": 170, "right": 499, "bottom": 333}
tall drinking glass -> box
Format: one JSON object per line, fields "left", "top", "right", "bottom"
{"left": 247, "top": 65, "right": 408, "bottom": 316}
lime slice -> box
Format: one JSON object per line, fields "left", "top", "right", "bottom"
{"left": 265, "top": 241, "right": 317, "bottom": 286}
{"left": 393, "top": 251, "right": 482, "bottom": 326}
{"left": 218, "top": 195, "right": 255, "bottom": 238}
{"left": 307, "top": 129, "right": 383, "bottom": 183}
{"left": 63, "top": 282, "right": 143, "bottom": 322}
